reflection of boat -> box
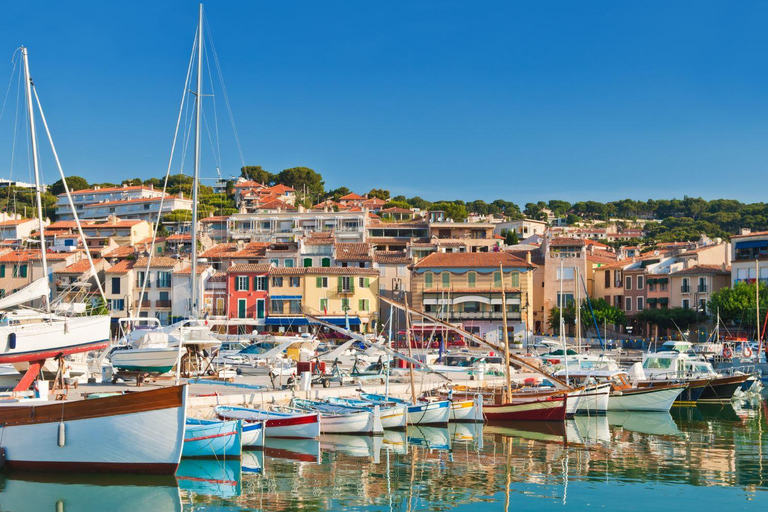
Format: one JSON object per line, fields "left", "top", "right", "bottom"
{"left": 565, "top": 415, "right": 610, "bottom": 444}
{"left": 607, "top": 411, "right": 682, "bottom": 437}
{"left": 484, "top": 421, "right": 566, "bottom": 444}
{"left": 183, "top": 418, "right": 242, "bottom": 458}
{"left": 176, "top": 458, "right": 241, "bottom": 498}
{"left": 216, "top": 406, "right": 320, "bottom": 439}
{"left": 263, "top": 438, "right": 321, "bottom": 463}
{"left": 406, "top": 426, "right": 451, "bottom": 451}
{"left": 382, "top": 429, "right": 408, "bottom": 454}
{"left": 241, "top": 450, "right": 264, "bottom": 474}
{"left": 0, "top": 385, "right": 187, "bottom": 473}
{"left": 320, "top": 434, "right": 383, "bottom": 462}
{"left": 448, "top": 422, "right": 484, "bottom": 446}
{"left": 0, "top": 472, "right": 181, "bottom": 512}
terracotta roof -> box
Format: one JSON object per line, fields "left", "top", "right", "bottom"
{"left": 133, "top": 257, "right": 179, "bottom": 268}
{"left": 380, "top": 207, "right": 413, "bottom": 214}
{"left": 587, "top": 252, "right": 618, "bottom": 264}
{"left": 200, "top": 216, "right": 229, "bottom": 222}
{"left": 374, "top": 251, "right": 412, "bottom": 264}
{"left": 271, "top": 267, "right": 379, "bottom": 276}
{"left": 234, "top": 180, "right": 264, "bottom": 188}
{"left": 104, "top": 246, "right": 136, "bottom": 258}
{"left": 335, "top": 243, "right": 372, "bottom": 262}
{"left": 0, "top": 218, "right": 33, "bottom": 226}
{"left": 83, "top": 220, "right": 144, "bottom": 228}
{"left": 731, "top": 231, "right": 768, "bottom": 239}
{"left": 362, "top": 197, "right": 386, "bottom": 205}
{"left": 174, "top": 265, "right": 211, "bottom": 275}
{"left": 584, "top": 239, "right": 610, "bottom": 249}
{"left": 56, "top": 258, "right": 105, "bottom": 274}
{"left": 549, "top": 238, "right": 586, "bottom": 247}
{"left": 303, "top": 232, "right": 335, "bottom": 245}
{"left": 0, "top": 250, "right": 77, "bottom": 262}
{"left": 507, "top": 248, "right": 545, "bottom": 266}
{"left": 46, "top": 221, "right": 79, "bottom": 230}
{"left": 267, "top": 184, "right": 295, "bottom": 193}
{"left": 670, "top": 265, "right": 730, "bottom": 276}
{"left": 105, "top": 260, "right": 135, "bottom": 274}
{"left": 200, "top": 242, "right": 269, "bottom": 259}
{"left": 226, "top": 264, "right": 272, "bottom": 273}
{"left": 167, "top": 234, "right": 192, "bottom": 241}
{"left": 257, "top": 200, "right": 296, "bottom": 211}
{"left": 339, "top": 193, "right": 366, "bottom": 201}
{"left": 413, "top": 252, "right": 533, "bottom": 269}
{"left": 208, "top": 273, "right": 227, "bottom": 282}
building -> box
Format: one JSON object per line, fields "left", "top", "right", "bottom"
{"left": 131, "top": 257, "right": 182, "bottom": 325}
{"left": 0, "top": 250, "right": 81, "bottom": 298}
{"left": 541, "top": 238, "right": 588, "bottom": 332}
{"left": 670, "top": 265, "right": 730, "bottom": 313}
{"left": 730, "top": 230, "right": 768, "bottom": 285}
{"left": 335, "top": 242, "right": 373, "bottom": 268}
{"left": 104, "top": 260, "right": 135, "bottom": 319}
{"left": 411, "top": 252, "right": 534, "bottom": 342}
{"left": 228, "top": 211, "right": 367, "bottom": 243}
{"left": 199, "top": 241, "right": 269, "bottom": 271}
{"left": 80, "top": 218, "right": 153, "bottom": 246}
{"left": 299, "top": 232, "right": 335, "bottom": 268}
{"left": 74, "top": 195, "right": 193, "bottom": 222}
{"left": 172, "top": 265, "right": 215, "bottom": 322}
{"left": 55, "top": 185, "right": 166, "bottom": 219}
{"left": 200, "top": 216, "right": 229, "bottom": 242}
{"left": 0, "top": 218, "right": 37, "bottom": 242}
{"left": 494, "top": 219, "right": 548, "bottom": 239}
{"left": 52, "top": 258, "right": 109, "bottom": 306}
{"left": 226, "top": 264, "right": 271, "bottom": 330}
{"left": 266, "top": 267, "right": 380, "bottom": 333}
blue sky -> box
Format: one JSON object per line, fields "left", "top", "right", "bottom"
{"left": 1, "top": 1, "right": 768, "bottom": 204}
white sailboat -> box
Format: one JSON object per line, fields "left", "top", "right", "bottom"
{"left": 0, "top": 47, "right": 111, "bottom": 390}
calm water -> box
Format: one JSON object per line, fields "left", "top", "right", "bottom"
{"left": 2, "top": 402, "right": 768, "bottom": 511}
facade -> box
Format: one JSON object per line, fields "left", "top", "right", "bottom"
{"left": 55, "top": 185, "right": 166, "bottom": 219}
{"left": 730, "top": 230, "right": 768, "bottom": 285}
{"left": 131, "top": 257, "right": 182, "bottom": 325}
{"left": 494, "top": 219, "right": 548, "bottom": 239}
{"left": 0, "top": 250, "right": 81, "bottom": 297}
{"left": 104, "top": 260, "right": 135, "bottom": 319}
{"left": 172, "top": 265, "right": 215, "bottom": 322}
{"left": 226, "top": 264, "right": 271, "bottom": 329}
{"left": 669, "top": 265, "right": 730, "bottom": 313}
{"left": 541, "top": 238, "right": 588, "bottom": 332}
{"left": 411, "top": 252, "right": 534, "bottom": 342}
{"left": 228, "top": 211, "right": 367, "bottom": 243}
{"left": 80, "top": 219, "right": 153, "bottom": 246}
{"left": 0, "top": 218, "right": 37, "bottom": 242}
{"left": 70, "top": 195, "right": 192, "bottom": 222}
{"left": 266, "top": 267, "right": 380, "bottom": 333}
{"left": 52, "top": 258, "right": 109, "bottom": 305}
{"left": 298, "top": 234, "right": 335, "bottom": 268}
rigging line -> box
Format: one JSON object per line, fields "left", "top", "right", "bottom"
{"left": 137, "top": 26, "right": 198, "bottom": 317}
{"left": 205, "top": 18, "right": 245, "bottom": 167}
{"left": 178, "top": 85, "right": 196, "bottom": 175}
{"left": 7, "top": 59, "right": 23, "bottom": 211}
{"left": 0, "top": 50, "right": 20, "bottom": 125}
{"left": 203, "top": 39, "right": 221, "bottom": 171}
{"left": 202, "top": 107, "right": 221, "bottom": 174}
{"left": 33, "top": 86, "right": 107, "bottom": 302}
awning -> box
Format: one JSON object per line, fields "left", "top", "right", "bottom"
{"left": 647, "top": 298, "right": 658, "bottom": 304}
{"left": 265, "top": 316, "right": 361, "bottom": 326}
{"left": 736, "top": 240, "right": 768, "bottom": 249}
{"left": 658, "top": 297, "right": 669, "bottom": 304}
{"left": 271, "top": 295, "right": 302, "bottom": 300}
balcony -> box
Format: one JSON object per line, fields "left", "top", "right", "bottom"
{"left": 697, "top": 285, "right": 708, "bottom": 293}
{"left": 337, "top": 286, "right": 355, "bottom": 294}
{"left": 681, "top": 285, "right": 690, "bottom": 293}
{"left": 155, "top": 300, "right": 172, "bottom": 309}
{"left": 447, "top": 311, "right": 522, "bottom": 321}
{"left": 134, "top": 300, "right": 151, "bottom": 309}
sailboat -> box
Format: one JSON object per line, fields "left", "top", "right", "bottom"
{"left": 0, "top": 47, "right": 111, "bottom": 390}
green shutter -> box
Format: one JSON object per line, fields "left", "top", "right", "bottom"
{"left": 338, "top": 276, "right": 343, "bottom": 289}
{"left": 364, "top": 277, "right": 370, "bottom": 287}
{"left": 316, "top": 277, "right": 322, "bottom": 288}
{"left": 0, "top": 265, "right": 4, "bottom": 278}
{"left": 20, "top": 265, "right": 27, "bottom": 278}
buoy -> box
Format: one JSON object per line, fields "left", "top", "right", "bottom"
{"left": 58, "top": 422, "right": 66, "bottom": 447}
{"left": 743, "top": 345, "right": 753, "bottom": 358}
{"left": 722, "top": 346, "right": 733, "bottom": 359}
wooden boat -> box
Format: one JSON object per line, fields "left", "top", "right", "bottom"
{"left": 360, "top": 393, "right": 451, "bottom": 425}
{"left": 291, "top": 398, "right": 383, "bottom": 435}
{"left": 449, "top": 396, "right": 485, "bottom": 422}
{"left": 609, "top": 384, "right": 686, "bottom": 412}
{"left": 484, "top": 393, "right": 567, "bottom": 422}
{"left": 183, "top": 418, "right": 242, "bottom": 458}
{"left": 0, "top": 384, "right": 187, "bottom": 473}
{"left": 241, "top": 420, "right": 265, "bottom": 448}
{"left": 215, "top": 405, "right": 320, "bottom": 439}
{"left": 324, "top": 396, "right": 408, "bottom": 429}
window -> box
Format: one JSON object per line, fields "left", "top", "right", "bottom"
{"left": 698, "top": 277, "right": 707, "bottom": 293}
{"left": 111, "top": 299, "right": 125, "bottom": 311}
{"left": 510, "top": 271, "right": 519, "bottom": 288}
{"left": 637, "top": 297, "right": 644, "bottom": 311}
{"left": 359, "top": 299, "right": 369, "bottom": 311}
{"left": 12, "top": 265, "right": 17, "bottom": 278}
{"left": 316, "top": 277, "right": 328, "bottom": 288}
{"left": 270, "top": 299, "right": 284, "bottom": 314}
{"left": 493, "top": 271, "right": 501, "bottom": 287}
{"left": 358, "top": 277, "right": 370, "bottom": 288}
{"left": 256, "top": 299, "right": 265, "bottom": 319}
{"left": 464, "top": 301, "right": 480, "bottom": 313}
{"left": 272, "top": 276, "right": 283, "bottom": 287}
{"left": 604, "top": 271, "right": 610, "bottom": 288}
{"left": 699, "top": 299, "right": 707, "bottom": 313}
{"left": 442, "top": 272, "right": 450, "bottom": 288}
{"left": 681, "top": 277, "right": 690, "bottom": 293}
{"left": 0, "top": 265, "right": 4, "bottom": 278}
{"left": 625, "top": 276, "right": 632, "bottom": 290}
{"left": 303, "top": 258, "right": 313, "bottom": 267}
{"left": 111, "top": 277, "right": 121, "bottom": 295}
{"left": 215, "top": 298, "right": 225, "bottom": 314}
{"left": 341, "top": 298, "right": 350, "bottom": 311}
{"left": 284, "top": 259, "right": 295, "bottom": 268}
{"left": 289, "top": 299, "right": 301, "bottom": 314}
{"left": 682, "top": 299, "right": 690, "bottom": 310}
{"left": 290, "top": 277, "right": 300, "bottom": 287}
{"left": 467, "top": 272, "right": 476, "bottom": 288}
{"left": 320, "top": 298, "right": 328, "bottom": 312}
{"left": 625, "top": 297, "right": 632, "bottom": 311}
{"left": 557, "top": 293, "right": 574, "bottom": 308}
{"left": 424, "top": 272, "right": 433, "bottom": 288}
{"left": 236, "top": 276, "right": 249, "bottom": 291}
{"left": 637, "top": 276, "right": 644, "bottom": 290}
{"left": 270, "top": 259, "right": 279, "bottom": 267}
{"left": 157, "top": 271, "right": 171, "bottom": 288}
{"left": 556, "top": 267, "right": 575, "bottom": 280}
{"left": 137, "top": 271, "right": 146, "bottom": 288}
{"left": 340, "top": 276, "right": 354, "bottom": 292}
{"left": 254, "top": 276, "right": 267, "bottom": 291}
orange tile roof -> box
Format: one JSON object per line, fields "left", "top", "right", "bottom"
{"left": 105, "top": 260, "right": 136, "bottom": 274}
{"left": 413, "top": 252, "right": 533, "bottom": 269}
{"left": 670, "top": 265, "right": 730, "bottom": 276}
{"left": 374, "top": 251, "right": 412, "bottom": 265}
{"left": 549, "top": 238, "right": 586, "bottom": 247}
{"left": 339, "top": 193, "right": 366, "bottom": 201}
{"left": 0, "top": 218, "right": 33, "bottom": 226}
{"left": 200, "top": 216, "right": 229, "bottom": 222}
{"left": 335, "top": 243, "right": 372, "bottom": 262}
{"left": 267, "top": 184, "right": 295, "bottom": 193}
{"left": 104, "top": 246, "right": 136, "bottom": 258}
{"left": 234, "top": 180, "right": 264, "bottom": 188}
{"left": 271, "top": 267, "right": 379, "bottom": 276}
{"left": 167, "top": 234, "right": 192, "bottom": 241}
{"left": 57, "top": 258, "right": 105, "bottom": 274}
{"left": 174, "top": 265, "right": 211, "bottom": 275}
{"left": 62, "top": 185, "right": 152, "bottom": 196}
{"left": 133, "top": 256, "right": 179, "bottom": 268}
{"left": 226, "top": 264, "right": 272, "bottom": 273}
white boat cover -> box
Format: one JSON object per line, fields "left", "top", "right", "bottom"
{"left": 133, "top": 332, "right": 173, "bottom": 350}
{"left": 0, "top": 278, "right": 50, "bottom": 310}
{"left": 54, "top": 302, "right": 87, "bottom": 314}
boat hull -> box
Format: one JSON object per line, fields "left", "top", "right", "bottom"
{"left": 319, "top": 408, "right": 383, "bottom": 435}
{"left": 0, "top": 385, "right": 186, "bottom": 473}
{"left": 216, "top": 406, "right": 320, "bottom": 439}
{"left": 111, "top": 347, "right": 183, "bottom": 374}
{"left": 183, "top": 419, "right": 242, "bottom": 458}
{"left": 608, "top": 385, "right": 686, "bottom": 412}
{"left": 484, "top": 395, "right": 567, "bottom": 422}
{"left": 573, "top": 383, "right": 611, "bottom": 415}
{"left": 241, "top": 421, "right": 265, "bottom": 448}
{"left": 379, "top": 405, "right": 408, "bottom": 429}
{"left": 450, "top": 395, "right": 484, "bottom": 423}
{"left": 407, "top": 400, "right": 451, "bottom": 425}
{"left": 699, "top": 374, "right": 750, "bottom": 403}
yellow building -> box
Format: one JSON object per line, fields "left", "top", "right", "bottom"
{"left": 268, "top": 267, "right": 380, "bottom": 333}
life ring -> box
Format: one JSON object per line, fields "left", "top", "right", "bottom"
{"left": 722, "top": 346, "right": 733, "bottom": 359}
{"left": 743, "top": 345, "right": 753, "bottom": 358}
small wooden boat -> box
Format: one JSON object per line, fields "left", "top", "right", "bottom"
{"left": 360, "top": 393, "right": 451, "bottom": 425}
{"left": 484, "top": 393, "right": 567, "bottom": 422}
{"left": 449, "top": 396, "right": 485, "bottom": 422}
{"left": 291, "top": 398, "right": 383, "bottom": 435}
{"left": 183, "top": 418, "right": 242, "bottom": 458}
{"left": 215, "top": 405, "right": 320, "bottom": 439}
{"left": 0, "top": 384, "right": 187, "bottom": 473}
{"left": 324, "top": 396, "right": 407, "bottom": 429}
{"left": 241, "top": 420, "right": 265, "bottom": 448}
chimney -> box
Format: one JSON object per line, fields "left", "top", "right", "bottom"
{"left": 741, "top": 228, "right": 751, "bottom": 236}
{"left": 149, "top": 183, "right": 154, "bottom": 190}
{"left": 525, "top": 252, "right": 532, "bottom": 264}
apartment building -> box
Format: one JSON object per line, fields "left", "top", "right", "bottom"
{"left": 52, "top": 258, "right": 109, "bottom": 305}
{"left": 541, "top": 237, "right": 587, "bottom": 331}
{"left": 104, "top": 260, "right": 135, "bottom": 318}
{"left": 75, "top": 195, "right": 192, "bottom": 222}
{"left": 55, "top": 185, "right": 166, "bottom": 219}
{"left": 670, "top": 265, "right": 730, "bottom": 313}
{"left": 226, "top": 264, "right": 271, "bottom": 328}
{"left": 228, "top": 211, "right": 367, "bottom": 243}
{"left": 730, "top": 230, "right": 768, "bottom": 285}
{"left": 132, "top": 257, "right": 182, "bottom": 325}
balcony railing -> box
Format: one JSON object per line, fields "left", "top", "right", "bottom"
{"left": 697, "top": 285, "right": 708, "bottom": 293}
{"left": 681, "top": 285, "right": 690, "bottom": 293}
{"left": 134, "top": 300, "right": 151, "bottom": 308}
{"left": 155, "top": 300, "right": 172, "bottom": 308}
{"left": 337, "top": 286, "right": 355, "bottom": 294}
{"left": 446, "top": 311, "right": 522, "bottom": 321}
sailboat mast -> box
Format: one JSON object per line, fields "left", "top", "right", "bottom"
{"left": 500, "top": 263, "right": 512, "bottom": 403}
{"left": 21, "top": 47, "right": 49, "bottom": 289}
{"left": 757, "top": 259, "right": 761, "bottom": 344}
{"left": 404, "top": 297, "right": 417, "bottom": 404}
{"left": 190, "top": 4, "right": 203, "bottom": 319}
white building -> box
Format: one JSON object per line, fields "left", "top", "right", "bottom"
{"left": 55, "top": 185, "right": 166, "bottom": 219}
{"left": 172, "top": 265, "right": 215, "bottom": 322}
{"left": 74, "top": 195, "right": 193, "bottom": 222}
{"left": 494, "top": 218, "right": 549, "bottom": 239}
{"left": 730, "top": 230, "right": 768, "bottom": 285}
{"left": 228, "top": 211, "right": 367, "bottom": 243}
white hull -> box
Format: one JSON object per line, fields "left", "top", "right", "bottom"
{"left": 574, "top": 383, "right": 611, "bottom": 415}
{"left": 320, "top": 408, "right": 383, "bottom": 435}
{"left": 216, "top": 406, "right": 320, "bottom": 439}
{"left": 450, "top": 395, "right": 484, "bottom": 422}
{"left": 407, "top": 400, "right": 451, "bottom": 425}
{"left": 111, "top": 348, "right": 185, "bottom": 373}
{"left": 608, "top": 386, "right": 685, "bottom": 412}
{"left": 379, "top": 405, "right": 408, "bottom": 429}
{"left": 566, "top": 388, "right": 583, "bottom": 416}
{"left": 241, "top": 421, "right": 265, "bottom": 447}
{"left": 0, "top": 315, "right": 111, "bottom": 363}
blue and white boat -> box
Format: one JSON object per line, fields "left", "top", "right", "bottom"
{"left": 241, "top": 420, "right": 265, "bottom": 448}
{"left": 183, "top": 418, "right": 242, "bottom": 458}
{"left": 325, "top": 397, "right": 407, "bottom": 429}
{"left": 360, "top": 393, "right": 450, "bottom": 425}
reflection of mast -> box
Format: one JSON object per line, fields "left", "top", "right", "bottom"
{"left": 504, "top": 436, "right": 511, "bottom": 512}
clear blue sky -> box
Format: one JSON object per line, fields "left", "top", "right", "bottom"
{"left": 1, "top": 1, "right": 768, "bottom": 204}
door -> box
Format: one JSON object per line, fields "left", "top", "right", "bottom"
{"left": 238, "top": 299, "right": 247, "bottom": 319}
{"left": 256, "top": 299, "right": 265, "bottom": 319}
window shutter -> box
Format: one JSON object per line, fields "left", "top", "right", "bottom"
{"left": 317, "top": 277, "right": 322, "bottom": 288}
{"left": 365, "top": 278, "right": 370, "bottom": 287}
{"left": 338, "top": 276, "right": 343, "bottom": 289}
{"left": 0, "top": 265, "right": 4, "bottom": 278}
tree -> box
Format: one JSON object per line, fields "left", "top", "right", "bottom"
{"left": 431, "top": 201, "right": 468, "bottom": 222}
{"left": 367, "top": 188, "right": 390, "bottom": 200}
{"left": 240, "top": 166, "right": 275, "bottom": 185}
{"left": 407, "top": 196, "right": 432, "bottom": 210}
{"left": 276, "top": 167, "right": 325, "bottom": 197}
{"left": 709, "top": 281, "right": 768, "bottom": 327}
{"left": 636, "top": 307, "right": 699, "bottom": 333}
{"left": 327, "top": 187, "right": 350, "bottom": 201}
{"left": 48, "top": 176, "right": 89, "bottom": 196}
{"left": 384, "top": 200, "right": 412, "bottom": 210}
{"left": 504, "top": 230, "right": 519, "bottom": 246}
{"left": 581, "top": 298, "right": 626, "bottom": 329}
{"left": 162, "top": 209, "right": 193, "bottom": 222}
{"left": 122, "top": 178, "right": 143, "bottom": 186}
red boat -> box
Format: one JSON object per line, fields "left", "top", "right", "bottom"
{"left": 483, "top": 393, "right": 567, "bottom": 422}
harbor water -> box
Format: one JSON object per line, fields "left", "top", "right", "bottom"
{"left": 2, "top": 401, "right": 768, "bottom": 511}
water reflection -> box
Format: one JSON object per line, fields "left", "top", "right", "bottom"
{"left": 2, "top": 404, "right": 768, "bottom": 511}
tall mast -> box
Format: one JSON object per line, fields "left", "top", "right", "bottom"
{"left": 560, "top": 257, "right": 568, "bottom": 382}
{"left": 404, "top": 296, "right": 417, "bottom": 404}
{"left": 500, "top": 263, "right": 512, "bottom": 403}
{"left": 575, "top": 266, "right": 581, "bottom": 352}
{"left": 21, "top": 47, "right": 49, "bottom": 292}
{"left": 190, "top": 4, "right": 203, "bottom": 318}
{"left": 757, "top": 259, "right": 761, "bottom": 344}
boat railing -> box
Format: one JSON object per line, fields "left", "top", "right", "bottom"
{"left": 718, "top": 364, "right": 757, "bottom": 377}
